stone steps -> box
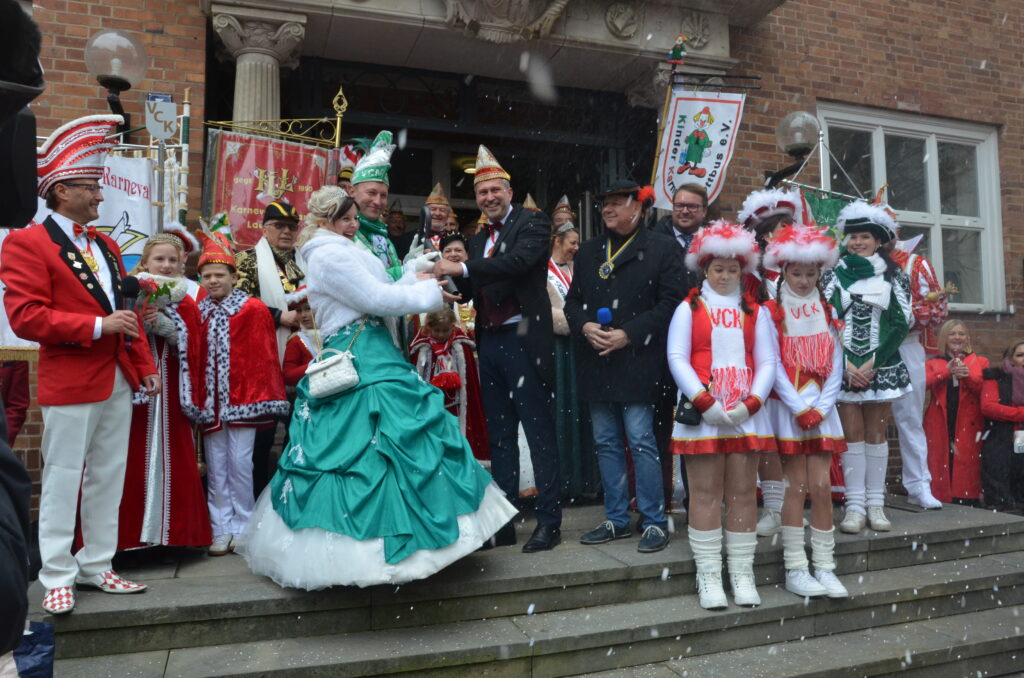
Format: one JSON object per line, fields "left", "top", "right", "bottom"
{"left": 37, "top": 504, "right": 1024, "bottom": 662}
{"left": 54, "top": 549, "right": 1024, "bottom": 677}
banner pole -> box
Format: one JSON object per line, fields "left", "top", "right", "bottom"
{"left": 157, "top": 139, "right": 166, "bottom": 234}
{"left": 649, "top": 63, "right": 677, "bottom": 186}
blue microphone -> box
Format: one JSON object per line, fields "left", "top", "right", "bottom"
{"left": 596, "top": 307, "right": 612, "bottom": 331}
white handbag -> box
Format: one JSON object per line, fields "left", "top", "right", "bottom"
{"left": 305, "top": 317, "right": 366, "bottom": 398}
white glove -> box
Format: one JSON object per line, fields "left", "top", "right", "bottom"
{"left": 402, "top": 234, "right": 425, "bottom": 266}
{"left": 404, "top": 250, "right": 441, "bottom": 274}
{"left": 702, "top": 401, "right": 733, "bottom": 428}
{"left": 727, "top": 402, "right": 750, "bottom": 426}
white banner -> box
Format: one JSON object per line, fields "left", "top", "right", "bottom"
{"left": 653, "top": 90, "right": 746, "bottom": 210}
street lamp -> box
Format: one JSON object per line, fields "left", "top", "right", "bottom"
{"left": 84, "top": 30, "right": 148, "bottom": 139}
{"left": 764, "top": 110, "right": 821, "bottom": 188}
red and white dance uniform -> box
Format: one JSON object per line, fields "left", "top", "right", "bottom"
{"left": 667, "top": 282, "right": 776, "bottom": 454}
{"left": 118, "top": 283, "right": 211, "bottom": 549}
{"left": 763, "top": 285, "right": 847, "bottom": 455}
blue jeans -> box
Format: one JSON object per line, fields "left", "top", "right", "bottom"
{"left": 590, "top": 402, "right": 667, "bottom": 531}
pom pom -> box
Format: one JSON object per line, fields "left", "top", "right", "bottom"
{"left": 684, "top": 220, "right": 760, "bottom": 274}
{"left": 764, "top": 224, "right": 840, "bottom": 271}
{"left": 430, "top": 372, "right": 461, "bottom": 391}
{"left": 637, "top": 185, "right": 656, "bottom": 204}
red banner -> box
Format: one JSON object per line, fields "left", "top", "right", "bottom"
{"left": 205, "top": 130, "right": 329, "bottom": 249}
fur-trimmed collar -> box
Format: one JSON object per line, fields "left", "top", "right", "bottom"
{"left": 198, "top": 288, "right": 248, "bottom": 321}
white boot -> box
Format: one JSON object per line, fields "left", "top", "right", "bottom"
{"left": 725, "top": 530, "right": 761, "bottom": 607}
{"left": 782, "top": 525, "right": 827, "bottom": 597}
{"left": 841, "top": 441, "right": 866, "bottom": 533}
{"left": 810, "top": 526, "right": 849, "bottom": 598}
{"left": 757, "top": 480, "right": 785, "bottom": 536}
{"left": 689, "top": 527, "right": 727, "bottom": 610}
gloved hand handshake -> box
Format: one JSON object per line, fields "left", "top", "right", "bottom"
{"left": 403, "top": 235, "right": 442, "bottom": 273}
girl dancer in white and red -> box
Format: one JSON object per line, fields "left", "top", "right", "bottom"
{"left": 667, "top": 221, "right": 776, "bottom": 610}
{"left": 763, "top": 224, "right": 849, "bottom": 599}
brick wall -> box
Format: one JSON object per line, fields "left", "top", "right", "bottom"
{"left": 721, "top": 0, "right": 1024, "bottom": 364}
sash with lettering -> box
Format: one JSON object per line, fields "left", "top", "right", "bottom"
{"left": 704, "top": 288, "right": 752, "bottom": 410}
{"left": 546, "top": 259, "right": 572, "bottom": 300}
{"left": 777, "top": 282, "right": 833, "bottom": 379}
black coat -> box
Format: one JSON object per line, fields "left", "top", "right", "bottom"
{"left": 456, "top": 204, "right": 555, "bottom": 385}
{"left": 0, "top": 413, "right": 29, "bottom": 654}
{"left": 980, "top": 367, "right": 1024, "bottom": 507}
{"left": 651, "top": 214, "right": 701, "bottom": 293}
{"left": 564, "top": 227, "right": 685, "bottom": 403}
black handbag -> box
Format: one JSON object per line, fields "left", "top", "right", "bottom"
{"left": 674, "top": 392, "right": 702, "bottom": 426}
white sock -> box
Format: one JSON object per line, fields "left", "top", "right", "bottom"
{"left": 781, "top": 525, "right": 808, "bottom": 571}
{"left": 761, "top": 480, "right": 785, "bottom": 513}
{"left": 724, "top": 530, "right": 758, "bottom": 576}
{"left": 865, "top": 442, "right": 890, "bottom": 508}
{"left": 688, "top": 527, "right": 723, "bottom": 574}
{"left": 810, "top": 526, "right": 836, "bottom": 572}
{"left": 842, "top": 441, "right": 866, "bottom": 514}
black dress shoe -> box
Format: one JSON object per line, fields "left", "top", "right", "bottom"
{"left": 478, "top": 521, "right": 517, "bottom": 551}
{"left": 522, "top": 524, "right": 561, "bottom": 553}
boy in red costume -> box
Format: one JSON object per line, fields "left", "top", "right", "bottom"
{"left": 282, "top": 286, "right": 316, "bottom": 389}
{"left": 195, "top": 231, "right": 288, "bottom": 556}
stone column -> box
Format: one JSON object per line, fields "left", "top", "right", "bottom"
{"left": 211, "top": 4, "right": 306, "bottom": 121}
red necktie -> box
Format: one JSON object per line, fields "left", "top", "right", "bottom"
{"left": 73, "top": 224, "right": 97, "bottom": 240}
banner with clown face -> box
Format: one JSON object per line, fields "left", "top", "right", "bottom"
{"left": 653, "top": 90, "right": 746, "bottom": 210}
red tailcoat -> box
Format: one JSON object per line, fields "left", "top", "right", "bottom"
{"left": 197, "top": 289, "right": 288, "bottom": 432}
{"left": 924, "top": 353, "right": 988, "bottom": 501}
{"left": 0, "top": 217, "right": 156, "bottom": 405}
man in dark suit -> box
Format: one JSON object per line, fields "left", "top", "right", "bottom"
{"left": 434, "top": 145, "right": 561, "bottom": 552}
{"left": 565, "top": 180, "right": 684, "bottom": 552}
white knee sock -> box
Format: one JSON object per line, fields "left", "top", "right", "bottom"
{"left": 842, "top": 441, "right": 866, "bottom": 514}
{"left": 810, "top": 526, "right": 837, "bottom": 572}
{"left": 781, "top": 525, "right": 808, "bottom": 570}
{"left": 724, "top": 530, "right": 758, "bottom": 576}
{"left": 688, "top": 527, "right": 723, "bottom": 574}
{"left": 761, "top": 479, "right": 785, "bottom": 513}
{"left": 865, "top": 442, "right": 890, "bottom": 508}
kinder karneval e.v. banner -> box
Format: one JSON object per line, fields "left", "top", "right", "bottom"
{"left": 653, "top": 90, "right": 746, "bottom": 210}
{"left": 204, "top": 129, "right": 330, "bottom": 249}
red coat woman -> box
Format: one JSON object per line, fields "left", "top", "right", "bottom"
{"left": 923, "top": 320, "right": 987, "bottom": 503}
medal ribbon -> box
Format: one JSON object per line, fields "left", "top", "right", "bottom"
{"left": 602, "top": 230, "right": 639, "bottom": 275}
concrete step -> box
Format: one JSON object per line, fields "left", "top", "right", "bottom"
{"left": 578, "top": 604, "right": 1024, "bottom": 678}
{"left": 36, "top": 504, "right": 1024, "bottom": 660}
{"left": 53, "top": 550, "right": 1024, "bottom": 677}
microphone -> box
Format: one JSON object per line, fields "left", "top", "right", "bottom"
{"left": 596, "top": 307, "right": 612, "bottom": 332}
{"left": 121, "top": 276, "right": 140, "bottom": 349}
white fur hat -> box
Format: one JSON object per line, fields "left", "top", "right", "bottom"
{"left": 685, "top": 220, "right": 760, "bottom": 274}
{"left": 285, "top": 285, "right": 309, "bottom": 307}
{"left": 163, "top": 221, "right": 200, "bottom": 255}
{"left": 764, "top": 224, "right": 840, "bottom": 271}
{"left": 835, "top": 200, "right": 898, "bottom": 242}
{"left": 737, "top": 188, "right": 801, "bottom": 231}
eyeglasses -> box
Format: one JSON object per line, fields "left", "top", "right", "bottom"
{"left": 265, "top": 220, "right": 299, "bottom": 232}
{"left": 64, "top": 183, "right": 103, "bottom": 194}
{"left": 672, "top": 203, "right": 704, "bottom": 212}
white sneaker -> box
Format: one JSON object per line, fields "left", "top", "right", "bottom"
{"left": 814, "top": 570, "right": 849, "bottom": 598}
{"left": 231, "top": 534, "right": 246, "bottom": 552}
{"left": 907, "top": 491, "right": 943, "bottom": 510}
{"left": 839, "top": 509, "right": 866, "bottom": 534}
{"left": 867, "top": 506, "right": 891, "bottom": 531}
{"left": 209, "top": 534, "right": 234, "bottom": 556}
{"left": 695, "top": 571, "right": 728, "bottom": 610}
{"left": 729, "top": 571, "right": 761, "bottom": 607}
{"left": 756, "top": 509, "right": 782, "bottom": 537}
{"left": 785, "top": 568, "right": 828, "bottom": 598}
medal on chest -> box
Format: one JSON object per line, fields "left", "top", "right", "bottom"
{"left": 600, "top": 230, "right": 638, "bottom": 280}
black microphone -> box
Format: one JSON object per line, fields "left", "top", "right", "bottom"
{"left": 121, "top": 276, "right": 140, "bottom": 350}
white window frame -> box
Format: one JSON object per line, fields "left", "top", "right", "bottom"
{"left": 817, "top": 102, "right": 1005, "bottom": 312}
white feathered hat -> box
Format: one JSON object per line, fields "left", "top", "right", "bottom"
{"left": 738, "top": 188, "right": 801, "bottom": 231}
{"left": 764, "top": 224, "right": 839, "bottom": 271}
{"left": 835, "top": 199, "right": 898, "bottom": 243}
{"left": 163, "top": 221, "right": 200, "bottom": 255}
{"left": 685, "top": 220, "right": 760, "bottom": 274}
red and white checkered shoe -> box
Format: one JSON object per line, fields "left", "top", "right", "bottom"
{"left": 75, "top": 570, "right": 148, "bottom": 594}
{"left": 42, "top": 586, "right": 75, "bottom": 614}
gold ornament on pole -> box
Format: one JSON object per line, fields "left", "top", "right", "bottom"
{"left": 206, "top": 86, "right": 349, "bottom": 148}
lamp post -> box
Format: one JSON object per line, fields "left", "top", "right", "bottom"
{"left": 763, "top": 110, "right": 821, "bottom": 188}
{"left": 84, "top": 30, "right": 148, "bottom": 141}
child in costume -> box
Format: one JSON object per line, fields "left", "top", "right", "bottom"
{"left": 667, "top": 221, "right": 776, "bottom": 610}
{"left": 762, "top": 224, "right": 848, "bottom": 599}
{"left": 282, "top": 286, "right": 317, "bottom": 389}
{"left": 195, "top": 230, "right": 289, "bottom": 556}
{"left": 118, "top": 226, "right": 210, "bottom": 550}
{"left": 409, "top": 307, "right": 489, "bottom": 461}
{"left": 821, "top": 200, "right": 911, "bottom": 535}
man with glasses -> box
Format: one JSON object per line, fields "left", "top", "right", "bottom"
{"left": 1, "top": 114, "right": 159, "bottom": 614}
{"left": 234, "top": 200, "right": 305, "bottom": 495}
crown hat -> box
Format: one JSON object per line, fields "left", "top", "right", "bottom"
{"left": 685, "top": 220, "right": 761, "bottom": 274}
{"left": 523, "top": 194, "right": 541, "bottom": 211}
{"left": 465, "top": 145, "right": 511, "bottom": 185}
{"left": 196, "top": 229, "right": 236, "bottom": 271}
{"left": 764, "top": 224, "right": 840, "bottom": 271}
{"left": 425, "top": 182, "right": 450, "bottom": 208}
{"left": 37, "top": 114, "right": 123, "bottom": 198}
{"left": 552, "top": 194, "right": 575, "bottom": 219}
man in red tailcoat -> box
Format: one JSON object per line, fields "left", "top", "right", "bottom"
{"left": 0, "top": 114, "right": 159, "bottom": 615}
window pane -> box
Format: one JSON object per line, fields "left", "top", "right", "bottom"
{"left": 938, "top": 142, "right": 979, "bottom": 217}
{"left": 827, "top": 127, "right": 872, "bottom": 198}
{"left": 941, "top": 228, "right": 982, "bottom": 304}
{"left": 884, "top": 135, "right": 927, "bottom": 212}
{"left": 898, "top": 225, "right": 931, "bottom": 261}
